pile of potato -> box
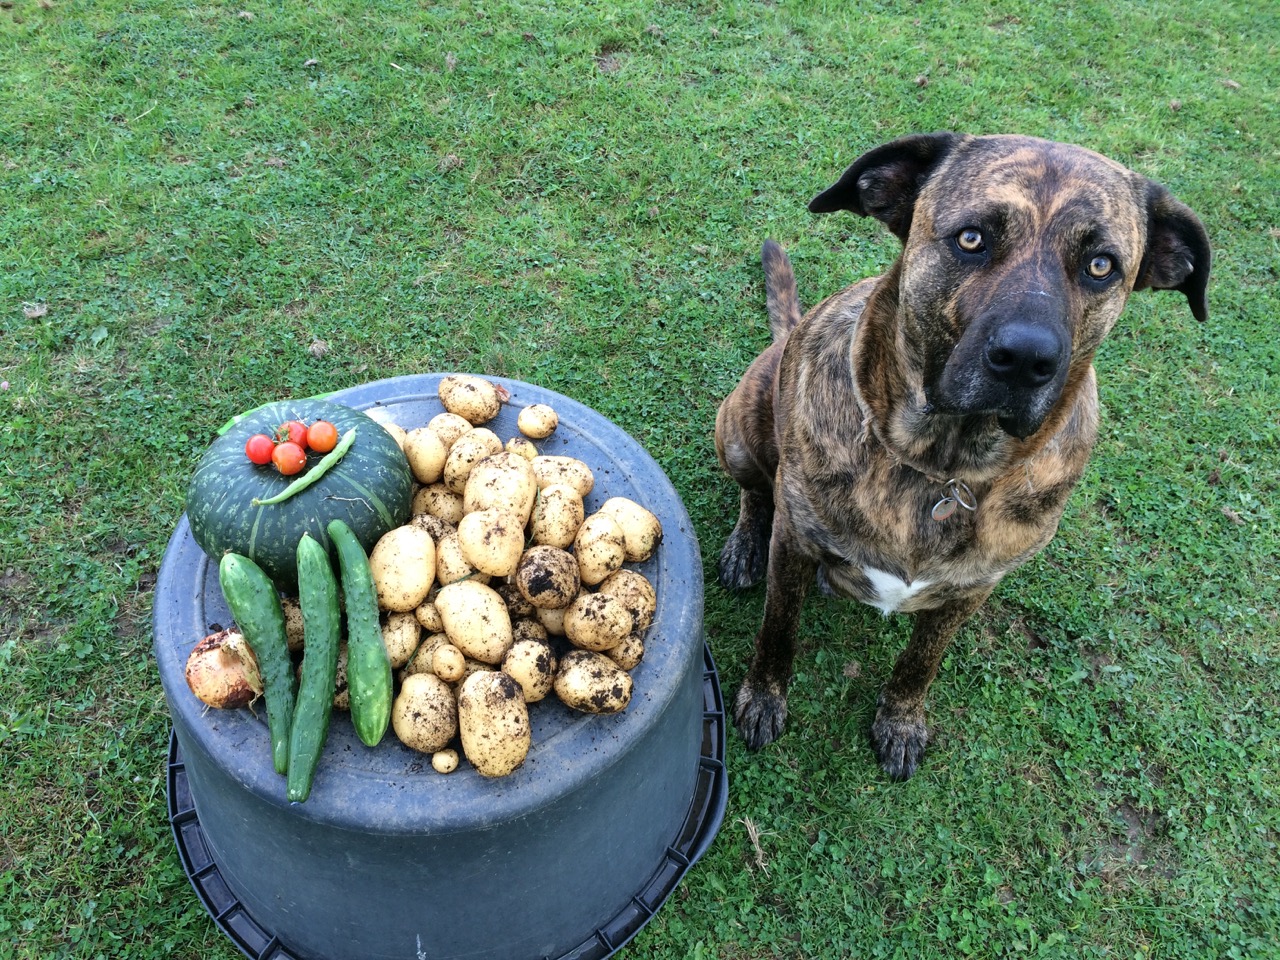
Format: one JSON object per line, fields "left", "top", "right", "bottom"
{"left": 320, "top": 375, "right": 663, "bottom": 778}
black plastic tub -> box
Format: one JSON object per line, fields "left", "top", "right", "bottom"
{"left": 153, "top": 375, "right": 727, "bottom": 960}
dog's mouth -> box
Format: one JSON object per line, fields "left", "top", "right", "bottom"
{"left": 927, "top": 316, "right": 1072, "bottom": 441}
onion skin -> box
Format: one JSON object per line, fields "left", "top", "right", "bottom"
{"left": 185, "top": 628, "right": 264, "bottom": 709}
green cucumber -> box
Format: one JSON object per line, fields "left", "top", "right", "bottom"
{"left": 286, "top": 534, "right": 342, "bottom": 802}
{"left": 327, "top": 518, "right": 392, "bottom": 747}
{"left": 219, "top": 553, "right": 297, "bottom": 774}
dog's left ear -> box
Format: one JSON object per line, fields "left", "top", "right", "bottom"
{"left": 1136, "top": 182, "right": 1212, "bottom": 322}
{"left": 808, "top": 132, "right": 962, "bottom": 240}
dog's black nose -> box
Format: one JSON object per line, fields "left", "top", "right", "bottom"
{"left": 985, "top": 322, "right": 1063, "bottom": 389}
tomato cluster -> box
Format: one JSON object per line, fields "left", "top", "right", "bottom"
{"left": 244, "top": 419, "right": 339, "bottom": 475}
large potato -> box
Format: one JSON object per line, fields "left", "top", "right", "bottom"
{"left": 597, "top": 569, "right": 658, "bottom": 633}
{"left": 573, "top": 513, "right": 627, "bottom": 586}
{"left": 502, "top": 639, "right": 557, "bottom": 703}
{"left": 443, "top": 428, "right": 503, "bottom": 494}
{"left": 514, "top": 545, "right": 580, "bottom": 609}
{"left": 413, "top": 483, "right": 466, "bottom": 525}
{"left": 457, "top": 508, "right": 525, "bottom": 578}
{"left": 554, "top": 650, "right": 633, "bottom": 715}
{"left": 403, "top": 427, "right": 449, "bottom": 484}
{"left": 370, "top": 524, "right": 437, "bottom": 612}
{"left": 564, "top": 593, "right": 633, "bottom": 652}
{"left": 530, "top": 455, "right": 594, "bottom": 497}
{"left": 458, "top": 671, "right": 531, "bottom": 777}
{"left": 528, "top": 483, "right": 585, "bottom": 549}
{"left": 439, "top": 375, "right": 505, "bottom": 425}
{"left": 463, "top": 452, "right": 537, "bottom": 522}
{"left": 435, "top": 580, "right": 514, "bottom": 664}
{"left": 598, "top": 496, "right": 664, "bottom": 562}
{"left": 392, "top": 673, "right": 457, "bottom": 754}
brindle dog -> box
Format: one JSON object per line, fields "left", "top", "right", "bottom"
{"left": 716, "top": 132, "right": 1210, "bottom": 780}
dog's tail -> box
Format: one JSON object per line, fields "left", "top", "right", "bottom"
{"left": 762, "top": 239, "right": 802, "bottom": 342}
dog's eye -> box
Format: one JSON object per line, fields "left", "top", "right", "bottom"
{"left": 1086, "top": 255, "right": 1114, "bottom": 280}
{"left": 956, "top": 228, "right": 985, "bottom": 253}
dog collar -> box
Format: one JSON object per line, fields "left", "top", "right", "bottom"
{"left": 931, "top": 478, "right": 978, "bottom": 521}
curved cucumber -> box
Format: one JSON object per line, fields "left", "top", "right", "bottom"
{"left": 327, "top": 519, "right": 391, "bottom": 747}
{"left": 219, "top": 553, "right": 297, "bottom": 774}
{"left": 287, "top": 534, "right": 342, "bottom": 802}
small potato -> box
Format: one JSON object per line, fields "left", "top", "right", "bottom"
{"left": 554, "top": 650, "right": 633, "bottom": 715}
{"left": 530, "top": 455, "right": 595, "bottom": 497}
{"left": 428, "top": 412, "right": 474, "bottom": 449}
{"left": 564, "top": 592, "right": 634, "bottom": 652}
{"left": 458, "top": 671, "right": 531, "bottom": 778}
{"left": 432, "top": 749, "right": 459, "bottom": 774}
{"left": 514, "top": 545, "right": 581, "bottom": 609}
{"left": 598, "top": 496, "right": 664, "bottom": 562}
{"left": 185, "top": 629, "right": 262, "bottom": 709}
{"left": 431, "top": 642, "right": 467, "bottom": 683}
{"left": 457, "top": 508, "right": 525, "bottom": 578}
{"left": 463, "top": 452, "right": 537, "bottom": 522}
{"left": 505, "top": 436, "right": 538, "bottom": 460}
{"left": 607, "top": 632, "right": 645, "bottom": 671}
{"left": 517, "top": 403, "right": 559, "bottom": 439}
{"left": 444, "top": 428, "right": 503, "bottom": 494}
{"left": 573, "top": 513, "right": 627, "bottom": 586}
{"left": 392, "top": 673, "right": 458, "bottom": 754}
{"left": 414, "top": 599, "right": 444, "bottom": 633}
{"left": 536, "top": 603, "right": 567, "bottom": 637}
{"left": 512, "top": 618, "right": 548, "bottom": 644}
{"left": 435, "top": 580, "right": 514, "bottom": 664}
{"left": 528, "top": 483, "right": 585, "bottom": 549}
{"left": 502, "top": 639, "right": 557, "bottom": 702}
{"left": 436, "top": 531, "right": 485, "bottom": 586}
{"left": 399, "top": 632, "right": 449, "bottom": 681}
{"left": 439, "top": 374, "right": 504, "bottom": 425}
{"left": 597, "top": 569, "right": 658, "bottom": 633}
{"left": 281, "top": 597, "right": 306, "bottom": 653}
{"left": 413, "top": 483, "right": 466, "bottom": 525}
{"left": 382, "top": 611, "right": 421, "bottom": 669}
{"left": 404, "top": 427, "right": 449, "bottom": 484}
{"left": 370, "top": 525, "right": 437, "bottom": 612}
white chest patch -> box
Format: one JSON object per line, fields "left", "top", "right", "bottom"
{"left": 863, "top": 567, "right": 933, "bottom": 615}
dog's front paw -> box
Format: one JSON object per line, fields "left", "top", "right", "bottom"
{"left": 718, "top": 524, "right": 770, "bottom": 591}
{"left": 870, "top": 697, "right": 929, "bottom": 780}
{"left": 733, "top": 678, "right": 788, "bottom": 749}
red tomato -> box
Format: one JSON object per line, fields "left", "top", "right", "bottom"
{"left": 272, "top": 441, "right": 308, "bottom": 476}
{"left": 244, "top": 433, "right": 276, "bottom": 465}
{"left": 276, "top": 420, "right": 309, "bottom": 449}
{"left": 307, "top": 420, "right": 339, "bottom": 453}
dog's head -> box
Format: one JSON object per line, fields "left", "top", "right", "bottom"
{"left": 809, "top": 133, "right": 1211, "bottom": 439}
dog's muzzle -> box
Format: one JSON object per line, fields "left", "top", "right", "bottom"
{"left": 930, "top": 296, "right": 1072, "bottom": 440}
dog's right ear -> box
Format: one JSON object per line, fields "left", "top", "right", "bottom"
{"left": 808, "top": 132, "right": 962, "bottom": 240}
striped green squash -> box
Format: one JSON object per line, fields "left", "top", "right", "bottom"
{"left": 187, "top": 399, "right": 412, "bottom": 592}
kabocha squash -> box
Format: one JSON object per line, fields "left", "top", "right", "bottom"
{"left": 186, "top": 399, "right": 413, "bottom": 591}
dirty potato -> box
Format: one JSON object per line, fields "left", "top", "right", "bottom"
{"left": 606, "top": 632, "right": 645, "bottom": 671}
{"left": 530, "top": 455, "right": 594, "bottom": 497}
{"left": 413, "top": 483, "right": 466, "bottom": 525}
{"left": 457, "top": 508, "right": 525, "bottom": 578}
{"left": 428, "top": 411, "right": 473, "bottom": 449}
{"left": 597, "top": 569, "right": 658, "bottom": 633}
{"left": 439, "top": 375, "right": 504, "bottom": 425}
{"left": 463, "top": 452, "right": 538, "bottom": 522}
{"left": 505, "top": 436, "right": 538, "bottom": 460}
{"left": 436, "top": 531, "right": 486, "bottom": 587}
{"left": 528, "top": 483, "right": 585, "bottom": 549}
{"left": 431, "top": 642, "right": 467, "bottom": 683}
{"left": 443, "top": 428, "right": 503, "bottom": 494}
{"left": 404, "top": 427, "right": 449, "bottom": 484}
{"left": 514, "top": 545, "right": 581, "bottom": 609}
{"left": 564, "top": 592, "right": 634, "bottom": 652}
{"left": 502, "top": 639, "right": 557, "bottom": 703}
{"left": 392, "top": 673, "right": 458, "bottom": 754}
{"left": 382, "top": 611, "right": 422, "bottom": 669}
{"left": 458, "top": 671, "right": 531, "bottom": 778}
{"left": 554, "top": 650, "right": 633, "bottom": 715}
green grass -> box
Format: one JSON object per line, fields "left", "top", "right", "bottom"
{"left": 2, "top": 0, "right": 1277, "bottom": 957}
